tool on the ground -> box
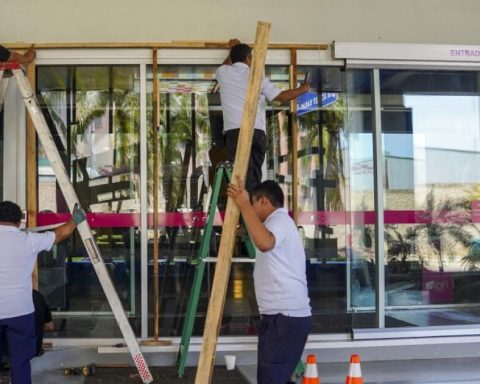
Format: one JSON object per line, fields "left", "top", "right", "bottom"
{"left": 0, "top": 62, "right": 153, "bottom": 384}
{"left": 176, "top": 161, "right": 255, "bottom": 377}
{"left": 63, "top": 364, "right": 96, "bottom": 377}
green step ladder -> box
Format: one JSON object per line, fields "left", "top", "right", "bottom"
{"left": 176, "top": 161, "right": 255, "bottom": 376}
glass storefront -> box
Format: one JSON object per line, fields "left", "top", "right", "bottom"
{"left": 381, "top": 70, "right": 480, "bottom": 327}
{"left": 29, "top": 49, "right": 480, "bottom": 341}
{"left": 36, "top": 65, "right": 141, "bottom": 337}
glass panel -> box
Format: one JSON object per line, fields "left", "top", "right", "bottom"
{"left": 344, "top": 70, "right": 377, "bottom": 329}
{"left": 295, "top": 67, "right": 374, "bottom": 332}
{"left": 146, "top": 65, "right": 288, "bottom": 337}
{"left": 36, "top": 65, "right": 141, "bottom": 337}
{"left": 381, "top": 69, "right": 480, "bottom": 327}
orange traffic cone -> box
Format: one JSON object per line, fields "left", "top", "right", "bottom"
{"left": 302, "top": 354, "right": 320, "bottom": 384}
{"left": 345, "top": 354, "right": 363, "bottom": 384}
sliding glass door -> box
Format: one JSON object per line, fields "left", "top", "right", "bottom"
{"left": 36, "top": 65, "right": 141, "bottom": 337}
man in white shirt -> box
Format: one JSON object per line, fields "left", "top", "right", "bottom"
{"left": 216, "top": 39, "right": 310, "bottom": 193}
{"left": 0, "top": 201, "right": 85, "bottom": 384}
{"left": 227, "top": 178, "right": 311, "bottom": 384}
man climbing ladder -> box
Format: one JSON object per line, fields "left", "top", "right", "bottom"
{"left": 0, "top": 61, "right": 154, "bottom": 384}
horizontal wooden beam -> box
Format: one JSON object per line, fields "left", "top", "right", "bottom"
{"left": 3, "top": 41, "right": 328, "bottom": 50}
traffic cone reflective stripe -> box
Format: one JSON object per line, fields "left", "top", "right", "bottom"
{"left": 345, "top": 354, "right": 363, "bottom": 384}
{"left": 302, "top": 354, "right": 320, "bottom": 384}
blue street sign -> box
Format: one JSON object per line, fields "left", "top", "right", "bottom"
{"left": 297, "top": 92, "right": 338, "bottom": 116}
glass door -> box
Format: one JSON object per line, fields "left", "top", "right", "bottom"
{"left": 381, "top": 69, "right": 480, "bottom": 327}
{"left": 36, "top": 65, "right": 141, "bottom": 337}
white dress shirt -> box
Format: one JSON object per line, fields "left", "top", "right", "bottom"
{"left": 216, "top": 62, "right": 282, "bottom": 132}
{"left": 0, "top": 225, "right": 55, "bottom": 319}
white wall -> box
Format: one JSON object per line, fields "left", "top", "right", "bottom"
{"left": 2, "top": 0, "right": 480, "bottom": 45}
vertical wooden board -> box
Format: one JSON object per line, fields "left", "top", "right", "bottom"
{"left": 152, "top": 48, "right": 160, "bottom": 338}
{"left": 26, "top": 61, "right": 39, "bottom": 289}
{"left": 194, "top": 21, "right": 272, "bottom": 384}
{"left": 289, "top": 49, "right": 299, "bottom": 224}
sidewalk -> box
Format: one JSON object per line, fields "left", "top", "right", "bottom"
{"left": 237, "top": 357, "right": 480, "bottom": 384}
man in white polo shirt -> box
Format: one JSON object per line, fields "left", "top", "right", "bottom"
{"left": 216, "top": 39, "right": 310, "bottom": 193}
{"left": 227, "top": 179, "right": 311, "bottom": 384}
{"left": 0, "top": 201, "right": 85, "bottom": 384}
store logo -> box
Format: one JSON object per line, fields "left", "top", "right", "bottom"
{"left": 425, "top": 279, "right": 451, "bottom": 291}
{"left": 450, "top": 49, "right": 480, "bottom": 57}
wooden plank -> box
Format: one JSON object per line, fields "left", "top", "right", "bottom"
{"left": 289, "top": 49, "right": 299, "bottom": 224}
{"left": 3, "top": 41, "right": 327, "bottom": 50}
{"left": 152, "top": 48, "right": 160, "bottom": 338}
{"left": 194, "top": 21, "right": 271, "bottom": 384}
{"left": 26, "top": 60, "right": 39, "bottom": 289}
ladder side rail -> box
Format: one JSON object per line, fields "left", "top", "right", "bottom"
{"left": 12, "top": 69, "right": 154, "bottom": 384}
{"left": 177, "top": 164, "right": 227, "bottom": 376}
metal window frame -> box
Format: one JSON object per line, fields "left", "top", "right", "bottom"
{"left": 337, "top": 42, "right": 480, "bottom": 335}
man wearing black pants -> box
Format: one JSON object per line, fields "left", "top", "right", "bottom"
{"left": 216, "top": 39, "right": 309, "bottom": 193}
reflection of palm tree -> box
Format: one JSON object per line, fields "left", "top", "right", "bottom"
{"left": 303, "top": 96, "right": 347, "bottom": 211}
{"left": 158, "top": 92, "right": 210, "bottom": 213}
{"left": 386, "top": 225, "right": 416, "bottom": 266}
{"left": 462, "top": 241, "right": 480, "bottom": 271}
{"left": 41, "top": 83, "right": 141, "bottom": 210}
{"left": 413, "top": 189, "right": 474, "bottom": 272}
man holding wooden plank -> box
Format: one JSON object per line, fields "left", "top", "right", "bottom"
{"left": 227, "top": 178, "right": 311, "bottom": 384}
{"left": 216, "top": 39, "right": 310, "bottom": 193}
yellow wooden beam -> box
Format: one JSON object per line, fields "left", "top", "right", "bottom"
{"left": 3, "top": 41, "right": 327, "bottom": 50}
{"left": 289, "top": 49, "right": 299, "bottom": 224}
{"left": 26, "top": 59, "right": 39, "bottom": 289}
{"left": 194, "top": 21, "right": 272, "bottom": 384}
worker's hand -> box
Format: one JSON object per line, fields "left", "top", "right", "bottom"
{"left": 300, "top": 81, "right": 310, "bottom": 93}
{"left": 72, "top": 203, "right": 86, "bottom": 225}
{"left": 226, "top": 176, "right": 250, "bottom": 210}
{"left": 228, "top": 39, "right": 241, "bottom": 48}
{"left": 23, "top": 45, "right": 36, "bottom": 63}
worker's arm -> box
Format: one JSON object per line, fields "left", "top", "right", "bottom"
{"left": 222, "top": 38, "right": 241, "bottom": 65}
{"left": 273, "top": 81, "right": 310, "bottom": 103}
{"left": 7, "top": 46, "right": 35, "bottom": 64}
{"left": 53, "top": 204, "right": 86, "bottom": 244}
{"left": 226, "top": 178, "right": 275, "bottom": 252}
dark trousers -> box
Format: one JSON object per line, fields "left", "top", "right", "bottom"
{"left": 257, "top": 314, "right": 311, "bottom": 384}
{"left": 0, "top": 313, "right": 36, "bottom": 384}
{"left": 225, "top": 128, "right": 266, "bottom": 194}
